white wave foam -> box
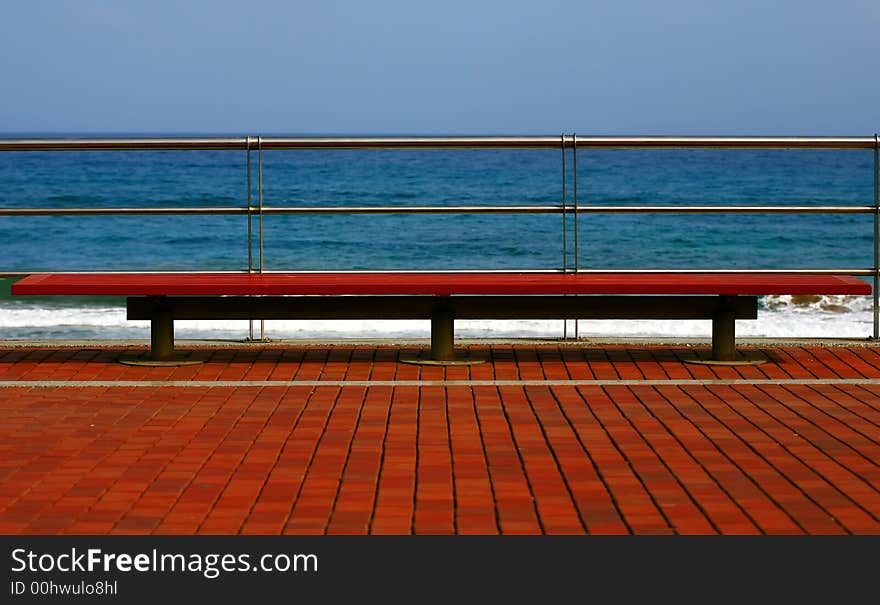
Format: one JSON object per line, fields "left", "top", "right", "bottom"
{"left": 762, "top": 294, "right": 871, "bottom": 315}
{"left": 0, "top": 296, "right": 874, "bottom": 340}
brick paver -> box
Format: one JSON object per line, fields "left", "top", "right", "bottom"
{"left": 1, "top": 343, "right": 879, "bottom": 534}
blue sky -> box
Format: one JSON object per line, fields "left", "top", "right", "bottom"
{"left": 2, "top": 0, "right": 877, "bottom": 134}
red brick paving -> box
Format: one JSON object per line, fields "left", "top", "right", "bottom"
{"left": 0, "top": 343, "right": 879, "bottom": 535}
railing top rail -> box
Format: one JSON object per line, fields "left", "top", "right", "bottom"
{"left": 0, "top": 205, "right": 874, "bottom": 216}
{"left": 0, "top": 137, "right": 249, "bottom": 151}
{"left": 1, "top": 268, "right": 874, "bottom": 278}
{"left": 0, "top": 135, "right": 876, "bottom": 151}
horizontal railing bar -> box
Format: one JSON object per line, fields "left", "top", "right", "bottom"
{"left": 0, "top": 138, "right": 249, "bottom": 151}
{"left": 0, "top": 207, "right": 248, "bottom": 216}
{"left": 266, "top": 268, "right": 877, "bottom": 276}
{"left": 1, "top": 268, "right": 873, "bottom": 278}
{"left": 0, "top": 135, "right": 876, "bottom": 151}
{"left": 0, "top": 205, "right": 874, "bottom": 216}
{"left": 575, "top": 205, "right": 875, "bottom": 214}
{"left": 0, "top": 270, "right": 564, "bottom": 278}
{"left": 263, "top": 205, "right": 876, "bottom": 215}
{"left": 256, "top": 136, "right": 880, "bottom": 150}
{"left": 568, "top": 136, "right": 876, "bottom": 149}
{"left": 267, "top": 205, "right": 557, "bottom": 214}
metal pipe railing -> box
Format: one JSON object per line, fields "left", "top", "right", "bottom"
{"left": 0, "top": 205, "right": 874, "bottom": 216}
{"left": 1, "top": 134, "right": 878, "bottom": 340}
{"left": 1, "top": 268, "right": 874, "bottom": 278}
{"left": 874, "top": 133, "right": 879, "bottom": 339}
{"left": 1, "top": 135, "right": 878, "bottom": 151}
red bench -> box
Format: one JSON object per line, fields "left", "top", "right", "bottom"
{"left": 12, "top": 271, "right": 871, "bottom": 364}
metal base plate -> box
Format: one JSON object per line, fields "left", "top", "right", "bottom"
{"left": 118, "top": 355, "right": 204, "bottom": 367}
{"left": 682, "top": 352, "right": 767, "bottom": 366}
{"left": 399, "top": 352, "right": 487, "bottom": 366}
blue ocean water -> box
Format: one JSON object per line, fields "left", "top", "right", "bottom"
{"left": 0, "top": 139, "right": 876, "bottom": 339}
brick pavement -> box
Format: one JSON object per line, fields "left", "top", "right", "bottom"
{"left": 1, "top": 343, "right": 879, "bottom": 535}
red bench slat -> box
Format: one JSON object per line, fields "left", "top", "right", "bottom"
{"left": 11, "top": 272, "right": 872, "bottom": 296}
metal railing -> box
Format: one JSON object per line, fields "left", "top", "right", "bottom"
{"left": 1, "top": 135, "right": 875, "bottom": 150}
{"left": 1, "top": 135, "right": 878, "bottom": 338}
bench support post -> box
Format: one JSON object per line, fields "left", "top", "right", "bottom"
{"left": 400, "top": 299, "right": 485, "bottom": 365}
{"left": 150, "top": 307, "right": 174, "bottom": 361}
{"left": 120, "top": 297, "right": 201, "bottom": 366}
{"left": 711, "top": 296, "right": 737, "bottom": 362}
{"left": 431, "top": 308, "right": 455, "bottom": 361}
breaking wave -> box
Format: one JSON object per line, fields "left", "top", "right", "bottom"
{"left": 0, "top": 294, "right": 873, "bottom": 340}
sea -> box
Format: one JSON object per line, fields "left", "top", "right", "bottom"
{"left": 0, "top": 137, "right": 876, "bottom": 342}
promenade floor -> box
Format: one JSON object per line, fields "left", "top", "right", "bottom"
{"left": 1, "top": 342, "right": 879, "bottom": 535}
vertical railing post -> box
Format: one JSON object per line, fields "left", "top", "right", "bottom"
{"left": 873, "top": 133, "right": 879, "bottom": 340}
{"left": 258, "top": 135, "right": 264, "bottom": 274}
{"left": 573, "top": 133, "right": 579, "bottom": 273}
{"left": 246, "top": 136, "right": 254, "bottom": 274}
{"left": 246, "top": 135, "right": 255, "bottom": 342}
{"left": 246, "top": 136, "right": 269, "bottom": 342}
{"left": 258, "top": 136, "right": 267, "bottom": 341}
{"left": 573, "top": 133, "right": 579, "bottom": 338}
{"left": 561, "top": 133, "right": 568, "bottom": 339}
{"left": 561, "top": 133, "right": 567, "bottom": 273}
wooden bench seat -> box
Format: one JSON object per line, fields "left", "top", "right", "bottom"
{"left": 12, "top": 271, "right": 868, "bottom": 296}
{"left": 11, "top": 272, "right": 871, "bottom": 363}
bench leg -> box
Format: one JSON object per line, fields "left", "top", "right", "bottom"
{"left": 151, "top": 310, "right": 175, "bottom": 361}
{"left": 400, "top": 303, "right": 485, "bottom": 365}
{"left": 711, "top": 296, "right": 736, "bottom": 362}
{"left": 431, "top": 309, "right": 455, "bottom": 361}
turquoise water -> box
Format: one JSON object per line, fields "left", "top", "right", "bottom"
{"left": 0, "top": 140, "right": 876, "bottom": 339}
